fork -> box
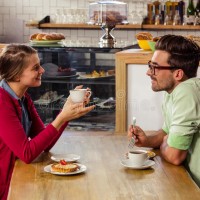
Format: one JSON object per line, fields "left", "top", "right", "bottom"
{"left": 128, "top": 117, "right": 136, "bottom": 149}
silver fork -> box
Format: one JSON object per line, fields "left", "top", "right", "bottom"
{"left": 128, "top": 117, "right": 136, "bottom": 149}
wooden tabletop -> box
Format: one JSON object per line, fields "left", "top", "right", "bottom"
{"left": 8, "top": 131, "right": 200, "bottom": 200}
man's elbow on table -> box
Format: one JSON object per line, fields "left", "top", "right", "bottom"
{"left": 166, "top": 156, "right": 184, "bottom": 166}
{"left": 160, "top": 145, "right": 188, "bottom": 166}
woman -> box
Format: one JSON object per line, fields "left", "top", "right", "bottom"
{"left": 0, "top": 44, "right": 95, "bottom": 200}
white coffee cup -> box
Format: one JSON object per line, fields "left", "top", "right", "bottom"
{"left": 70, "top": 89, "right": 91, "bottom": 103}
{"left": 128, "top": 150, "right": 148, "bottom": 167}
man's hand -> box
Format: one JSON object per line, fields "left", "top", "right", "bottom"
{"left": 128, "top": 126, "right": 167, "bottom": 149}
{"left": 128, "top": 125, "right": 149, "bottom": 147}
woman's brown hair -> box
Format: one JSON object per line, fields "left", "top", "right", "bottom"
{"left": 0, "top": 44, "right": 37, "bottom": 81}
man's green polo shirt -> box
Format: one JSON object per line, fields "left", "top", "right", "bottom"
{"left": 162, "top": 78, "right": 200, "bottom": 187}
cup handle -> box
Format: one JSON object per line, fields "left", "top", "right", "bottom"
{"left": 87, "top": 91, "right": 92, "bottom": 98}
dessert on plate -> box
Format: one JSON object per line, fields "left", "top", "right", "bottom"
{"left": 51, "top": 160, "right": 80, "bottom": 173}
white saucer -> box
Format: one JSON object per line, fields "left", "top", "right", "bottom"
{"left": 50, "top": 153, "right": 80, "bottom": 162}
{"left": 121, "top": 159, "right": 155, "bottom": 169}
{"left": 44, "top": 164, "right": 86, "bottom": 175}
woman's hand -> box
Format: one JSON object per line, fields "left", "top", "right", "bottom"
{"left": 67, "top": 85, "right": 92, "bottom": 105}
{"left": 61, "top": 101, "right": 95, "bottom": 122}
{"left": 52, "top": 102, "right": 95, "bottom": 131}
{"left": 51, "top": 85, "right": 95, "bottom": 130}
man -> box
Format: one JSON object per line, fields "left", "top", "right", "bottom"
{"left": 128, "top": 34, "right": 200, "bottom": 187}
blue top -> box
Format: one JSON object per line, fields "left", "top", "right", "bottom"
{"left": 0, "top": 79, "right": 31, "bottom": 136}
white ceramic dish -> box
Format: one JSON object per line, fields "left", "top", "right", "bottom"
{"left": 44, "top": 164, "right": 86, "bottom": 175}
{"left": 51, "top": 154, "right": 80, "bottom": 162}
{"left": 30, "top": 40, "right": 63, "bottom": 44}
{"left": 78, "top": 74, "right": 114, "bottom": 80}
{"left": 121, "top": 159, "right": 155, "bottom": 169}
{"left": 42, "top": 63, "right": 77, "bottom": 78}
{"left": 43, "top": 74, "right": 78, "bottom": 79}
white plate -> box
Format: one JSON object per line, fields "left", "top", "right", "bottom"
{"left": 30, "top": 40, "right": 62, "bottom": 44}
{"left": 44, "top": 164, "right": 86, "bottom": 175}
{"left": 41, "top": 63, "right": 77, "bottom": 78}
{"left": 44, "top": 74, "right": 78, "bottom": 79}
{"left": 34, "top": 95, "right": 64, "bottom": 105}
{"left": 121, "top": 159, "right": 155, "bottom": 169}
{"left": 78, "top": 74, "right": 114, "bottom": 80}
{"left": 51, "top": 154, "right": 80, "bottom": 162}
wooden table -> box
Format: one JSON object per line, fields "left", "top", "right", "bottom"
{"left": 8, "top": 131, "right": 200, "bottom": 200}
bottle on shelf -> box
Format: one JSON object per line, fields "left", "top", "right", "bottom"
{"left": 164, "top": 5, "right": 173, "bottom": 25}
{"left": 178, "top": 0, "right": 185, "bottom": 24}
{"left": 154, "top": 0, "right": 162, "bottom": 25}
{"left": 173, "top": 5, "right": 181, "bottom": 25}
{"left": 186, "top": 0, "right": 195, "bottom": 25}
{"left": 147, "top": 0, "right": 155, "bottom": 24}
{"left": 153, "top": 0, "right": 161, "bottom": 16}
{"left": 172, "top": 0, "right": 179, "bottom": 17}
{"left": 160, "top": 0, "right": 166, "bottom": 24}
{"left": 155, "top": 10, "right": 161, "bottom": 25}
{"left": 165, "top": 0, "right": 173, "bottom": 15}
{"left": 195, "top": 0, "right": 200, "bottom": 16}
{"left": 195, "top": 0, "right": 200, "bottom": 25}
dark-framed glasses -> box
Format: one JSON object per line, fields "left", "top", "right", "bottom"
{"left": 148, "top": 61, "right": 180, "bottom": 75}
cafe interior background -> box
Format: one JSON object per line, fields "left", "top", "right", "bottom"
{"left": 0, "top": 0, "right": 199, "bottom": 43}
{"left": 0, "top": 0, "right": 200, "bottom": 132}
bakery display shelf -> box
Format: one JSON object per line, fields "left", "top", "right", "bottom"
{"left": 26, "top": 23, "right": 141, "bottom": 30}
{"left": 67, "top": 120, "right": 115, "bottom": 132}
{"left": 26, "top": 23, "right": 200, "bottom": 30}
{"left": 41, "top": 77, "right": 115, "bottom": 85}
{"left": 35, "top": 102, "right": 115, "bottom": 112}
{"left": 28, "top": 43, "right": 132, "bottom": 131}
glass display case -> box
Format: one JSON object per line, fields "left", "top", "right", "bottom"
{"left": 88, "top": 0, "right": 128, "bottom": 25}
{"left": 88, "top": 1, "right": 129, "bottom": 45}
{"left": 28, "top": 41, "right": 135, "bottom": 131}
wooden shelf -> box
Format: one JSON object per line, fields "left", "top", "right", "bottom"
{"left": 26, "top": 23, "right": 200, "bottom": 30}
{"left": 26, "top": 23, "right": 142, "bottom": 30}
{"left": 142, "top": 24, "right": 200, "bottom": 30}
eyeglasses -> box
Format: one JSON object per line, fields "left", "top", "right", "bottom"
{"left": 148, "top": 61, "right": 180, "bottom": 75}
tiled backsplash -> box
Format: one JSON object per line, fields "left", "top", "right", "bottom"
{"left": 0, "top": 0, "right": 199, "bottom": 44}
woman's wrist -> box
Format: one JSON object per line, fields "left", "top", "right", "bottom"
{"left": 51, "top": 114, "right": 68, "bottom": 131}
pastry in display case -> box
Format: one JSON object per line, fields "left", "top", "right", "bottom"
{"left": 88, "top": 1, "right": 128, "bottom": 45}
{"left": 88, "top": 0, "right": 128, "bottom": 25}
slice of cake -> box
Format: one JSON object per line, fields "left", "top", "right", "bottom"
{"left": 51, "top": 160, "right": 80, "bottom": 173}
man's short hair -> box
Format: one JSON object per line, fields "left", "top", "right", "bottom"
{"left": 155, "top": 34, "right": 200, "bottom": 78}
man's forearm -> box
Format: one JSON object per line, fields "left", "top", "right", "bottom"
{"left": 146, "top": 129, "right": 166, "bottom": 148}
{"left": 160, "top": 136, "right": 188, "bottom": 165}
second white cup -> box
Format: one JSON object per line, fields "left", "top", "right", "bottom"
{"left": 70, "top": 89, "right": 91, "bottom": 103}
{"left": 128, "top": 150, "right": 148, "bottom": 167}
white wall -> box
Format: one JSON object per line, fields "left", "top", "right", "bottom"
{"left": 127, "top": 64, "right": 164, "bottom": 131}
{"left": 127, "top": 64, "right": 200, "bottom": 131}
{"left": 0, "top": 0, "right": 199, "bottom": 44}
